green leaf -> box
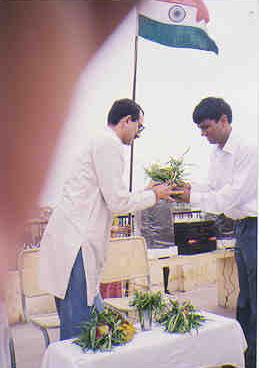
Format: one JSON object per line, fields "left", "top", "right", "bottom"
{"left": 157, "top": 298, "right": 205, "bottom": 334}
{"left": 144, "top": 149, "right": 191, "bottom": 186}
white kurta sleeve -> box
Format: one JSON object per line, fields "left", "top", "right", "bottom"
{"left": 92, "top": 134, "right": 156, "bottom": 214}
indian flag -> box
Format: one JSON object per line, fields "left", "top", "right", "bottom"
{"left": 137, "top": 0, "right": 218, "bottom": 54}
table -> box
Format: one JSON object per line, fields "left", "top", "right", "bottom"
{"left": 215, "top": 250, "right": 239, "bottom": 308}
{"left": 149, "top": 249, "right": 238, "bottom": 308}
{"left": 41, "top": 312, "right": 247, "bottom": 368}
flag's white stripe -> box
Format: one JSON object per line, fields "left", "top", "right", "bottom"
{"left": 137, "top": 1, "right": 206, "bottom": 30}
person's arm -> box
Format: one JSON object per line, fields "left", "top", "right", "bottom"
{"left": 191, "top": 144, "right": 257, "bottom": 215}
{"left": 93, "top": 136, "right": 174, "bottom": 214}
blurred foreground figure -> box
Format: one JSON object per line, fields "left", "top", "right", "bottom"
{"left": 1, "top": 1, "right": 136, "bottom": 365}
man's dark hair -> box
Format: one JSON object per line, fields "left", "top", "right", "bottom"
{"left": 193, "top": 97, "right": 232, "bottom": 125}
{"left": 107, "top": 98, "right": 144, "bottom": 126}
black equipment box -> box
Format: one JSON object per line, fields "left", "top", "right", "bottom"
{"left": 174, "top": 220, "right": 217, "bottom": 255}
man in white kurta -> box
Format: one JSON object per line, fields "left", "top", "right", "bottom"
{"left": 39, "top": 98, "right": 174, "bottom": 340}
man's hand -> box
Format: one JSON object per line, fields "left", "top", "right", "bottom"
{"left": 145, "top": 180, "right": 160, "bottom": 190}
{"left": 173, "top": 183, "right": 191, "bottom": 203}
{"left": 151, "top": 182, "right": 180, "bottom": 202}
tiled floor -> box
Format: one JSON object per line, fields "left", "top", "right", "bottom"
{"left": 10, "top": 282, "right": 236, "bottom": 368}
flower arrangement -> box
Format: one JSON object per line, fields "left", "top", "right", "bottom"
{"left": 130, "top": 290, "right": 164, "bottom": 312}
{"left": 129, "top": 290, "right": 165, "bottom": 330}
{"left": 144, "top": 148, "right": 191, "bottom": 187}
{"left": 157, "top": 299, "right": 205, "bottom": 334}
{"left": 73, "top": 307, "right": 136, "bottom": 352}
{"left": 73, "top": 297, "right": 205, "bottom": 352}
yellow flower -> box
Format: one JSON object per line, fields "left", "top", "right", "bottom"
{"left": 96, "top": 324, "right": 109, "bottom": 338}
{"left": 119, "top": 322, "right": 136, "bottom": 342}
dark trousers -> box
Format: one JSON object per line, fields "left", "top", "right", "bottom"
{"left": 55, "top": 248, "right": 104, "bottom": 340}
{"left": 234, "top": 217, "right": 257, "bottom": 368}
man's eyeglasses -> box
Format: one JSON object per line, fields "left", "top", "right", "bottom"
{"left": 137, "top": 123, "right": 145, "bottom": 134}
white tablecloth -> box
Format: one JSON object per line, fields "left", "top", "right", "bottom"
{"left": 41, "top": 312, "right": 247, "bottom": 368}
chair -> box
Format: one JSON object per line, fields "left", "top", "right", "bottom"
{"left": 17, "top": 248, "right": 60, "bottom": 348}
{"left": 100, "top": 236, "right": 151, "bottom": 319}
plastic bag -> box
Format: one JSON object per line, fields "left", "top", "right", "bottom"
{"left": 135, "top": 200, "right": 175, "bottom": 248}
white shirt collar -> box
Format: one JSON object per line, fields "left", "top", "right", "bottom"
{"left": 106, "top": 125, "right": 122, "bottom": 144}
{"left": 218, "top": 128, "right": 236, "bottom": 154}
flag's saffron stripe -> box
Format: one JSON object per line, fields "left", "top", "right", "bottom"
{"left": 138, "top": 15, "right": 218, "bottom": 54}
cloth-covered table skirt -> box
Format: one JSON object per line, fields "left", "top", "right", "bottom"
{"left": 41, "top": 312, "right": 247, "bottom": 368}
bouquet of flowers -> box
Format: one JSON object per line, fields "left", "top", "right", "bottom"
{"left": 130, "top": 290, "right": 165, "bottom": 330}
{"left": 73, "top": 307, "right": 136, "bottom": 352}
{"left": 157, "top": 299, "right": 205, "bottom": 334}
{"left": 144, "top": 148, "right": 191, "bottom": 187}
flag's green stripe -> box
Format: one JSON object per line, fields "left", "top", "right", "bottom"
{"left": 138, "top": 15, "right": 218, "bottom": 54}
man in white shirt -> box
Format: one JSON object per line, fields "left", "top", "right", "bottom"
{"left": 39, "top": 98, "right": 175, "bottom": 340}
{"left": 176, "top": 97, "right": 257, "bottom": 368}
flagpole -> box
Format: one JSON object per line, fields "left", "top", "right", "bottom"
{"left": 128, "top": 34, "right": 139, "bottom": 232}
{"left": 129, "top": 34, "right": 138, "bottom": 191}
